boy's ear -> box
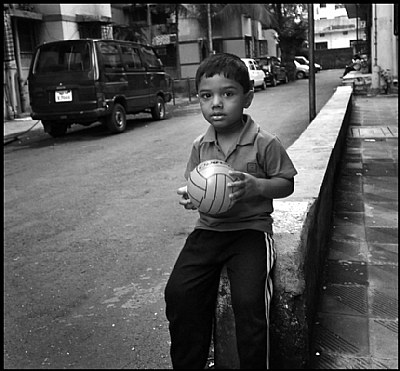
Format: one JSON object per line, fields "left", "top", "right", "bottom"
{"left": 243, "top": 89, "right": 254, "bottom": 109}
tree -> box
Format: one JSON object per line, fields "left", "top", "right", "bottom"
{"left": 266, "top": 4, "right": 308, "bottom": 80}
{"left": 215, "top": 3, "right": 277, "bottom": 29}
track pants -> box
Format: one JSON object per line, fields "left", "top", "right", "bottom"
{"left": 164, "top": 229, "right": 276, "bottom": 369}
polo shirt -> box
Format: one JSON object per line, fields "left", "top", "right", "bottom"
{"left": 184, "top": 114, "right": 297, "bottom": 234}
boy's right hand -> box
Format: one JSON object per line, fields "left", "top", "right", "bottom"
{"left": 177, "top": 186, "right": 197, "bottom": 210}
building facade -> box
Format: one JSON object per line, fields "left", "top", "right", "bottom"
{"left": 313, "top": 3, "right": 367, "bottom": 52}
{"left": 177, "top": 5, "right": 278, "bottom": 79}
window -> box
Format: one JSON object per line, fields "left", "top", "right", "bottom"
{"left": 245, "top": 36, "right": 252, "bottom": 58}
{"left": 259, "top": 40, "right": 268, "bottom": 57}
{"left": 139, "top": 45, "right": 162, "bottom": 69}
{"left": 316, "top": 42, "right": 328, "bottom": 50}
{"left": 319, "top": 33, "right": 325, "bottom": 37}
{"left": 34, "top": 41, "right": 92, "bottom": 74}
{"left": 18, "top": 19, "right": 36, "bottom": 53}
{"left": 213, "top": 39, "right": 224, "bottom": 54}
{"left": 99, "top": 42, "right": 123, "bottom": 71}
{"left": 154, "top": 44, "right": 176, "bottom": 68}
{"left": 121, "top": 45, "right": 144, "bottom": 70}
{"left": 79, "top": 22, "right": 102, "bottom": 39}
{"left": 320, "top": 4, "right": 326, "bottom": 8}
{"left": 343, "top": 31, "right": 348, "bottom": 35}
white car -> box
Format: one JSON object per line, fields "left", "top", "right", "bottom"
{"left": 294, "top": 60, "right": 309, "bottom": 79}
{"left": 241, "top": 58, "right": 266, "bottom": 90}
{"left": 295, "top": 56, "right": 322, "bottom": 72}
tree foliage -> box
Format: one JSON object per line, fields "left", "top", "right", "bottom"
{"left": 266, "top": 4, "right": 309, "bottom": 80}
{"left": 214, "top": 4, "right": 277, "bottom": 29}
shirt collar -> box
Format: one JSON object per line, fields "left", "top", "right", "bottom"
{"left": 202, "top": 114, "right": 259, "bottom": 145}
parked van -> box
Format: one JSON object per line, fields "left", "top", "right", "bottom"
{"left": 28, "top": 39, "right": 172, "bottom": 137}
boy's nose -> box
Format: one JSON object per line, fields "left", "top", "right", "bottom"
{"left": 212, "top": 95, "right": 223, "bottom": 107}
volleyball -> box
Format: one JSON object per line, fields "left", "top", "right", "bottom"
{"left": 187, "top": 160, "right": 236, "bottom": 215}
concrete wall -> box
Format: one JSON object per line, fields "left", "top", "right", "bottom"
{"left": 214, "top": 85, "right": 354, "bottom": 369}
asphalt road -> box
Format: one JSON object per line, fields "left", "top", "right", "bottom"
{"left": 4, "top": 69, "right": 343, "bottom": 369}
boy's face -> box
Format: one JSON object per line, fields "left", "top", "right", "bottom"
{"left": 197, "top": 74, "right": 254, "bottom": 133}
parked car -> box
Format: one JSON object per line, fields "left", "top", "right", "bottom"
{"left": 294, "top": 60, "right": 309, "bottom": 79}
{"left": 28, "top": 39, "right": 173, "bottom": 137}
{"left": 256, "top": 56, "right": 288, "bottom": 87}
{"left": 240, "top": 58, "right": 266, "bottom": 90}
{"left": 295, "top": 55, "right": 322, "bottom": 72}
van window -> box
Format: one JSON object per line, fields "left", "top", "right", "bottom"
{"left": 139, "top": 45, "right": 163, "bottom": 69}
{"left": 120, "top": 45, "right": 144, "bottom": 71}
{"left": 33, "top": 41, "right": 92, "bottom": 74}
{"left": 99, "top": 42, "right": 123, "bottom": 72}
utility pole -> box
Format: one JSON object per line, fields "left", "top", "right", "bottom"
{"left": 308, "top": 4, "right": 316, "bottom": 122}
{"left": 174, "top": 4, "right": 181, "bottom": 79}
{"left": 207, "top": 4, "right": 213, "bottom": 55}
{"left": 147, "top": 4, "right": 152, "bottom": 44}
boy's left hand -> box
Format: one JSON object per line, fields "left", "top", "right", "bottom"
{"left": 227, "top": 170, "right": 259, "bottom": 203}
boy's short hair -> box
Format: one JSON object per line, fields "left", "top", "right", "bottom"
{"left": 195, "top": 53, "right": 251, "bottom": 93}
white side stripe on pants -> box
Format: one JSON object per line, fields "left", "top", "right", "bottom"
{"left": 264, "top": 233, "right": 276, "bottom": 369}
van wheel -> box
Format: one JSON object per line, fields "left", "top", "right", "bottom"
{"left": 296, "top": 71, "right": 305, "bottom": 79}
{"left": 43, "top": 121, "right": 68, "bottom": 138}
{"left": 151, "top": 96, "right": 166, "bottom": 120}
{"left": 106, "top": 103, "right": 126, "bottom": 133}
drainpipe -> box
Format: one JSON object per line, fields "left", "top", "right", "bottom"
{"left": 11, "top": 16, "right": 29, "bottom": 114}
{"left": 371, "top": 4, "right": 380, "bottom": 92}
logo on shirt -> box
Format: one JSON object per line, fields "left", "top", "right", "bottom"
{"left": 247, "top": 162, "right": 258, "bottom": 173}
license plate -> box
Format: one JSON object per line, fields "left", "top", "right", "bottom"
{"left": 55, "top": 90, "right": 72, "bottom": 102}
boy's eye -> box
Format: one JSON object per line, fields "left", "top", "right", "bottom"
{"left": 224, "top": 91, "right": 234, "bottom": 97}
{"left": 199, "top": 93, "right": 211, "bottom": 100}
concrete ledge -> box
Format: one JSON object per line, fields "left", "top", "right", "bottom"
{"left": 214, "top": 86, "right": 353, "bottom": 369}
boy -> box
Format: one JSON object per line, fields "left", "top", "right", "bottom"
{"left": 165, "top": 53, "right": 297, "bottom": 369}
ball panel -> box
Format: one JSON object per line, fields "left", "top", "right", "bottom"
{"left": 186, "top": 160, "right": 236, "bottom": 215}
{"left": 213, "top": 173, "right": 230, "bottom": 214}
{"left": 187, "top": 168, "right": 207, "bottom": 208}
{"left": 189, "top": 167, "right": 207, "bottom": 189}
{"left": 204, "top": 174, "right": 222, "bottom": 214}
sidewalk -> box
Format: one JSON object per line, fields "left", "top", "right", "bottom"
{"left": 3, "top": 117, "right": 44, "bottom": 145}
{"left": 309, "top": 93, "right": 398, "bottom": 368}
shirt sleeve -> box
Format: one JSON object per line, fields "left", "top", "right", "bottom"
{"left": 184, "top": 136, "right": 202, "bottom": 180}
{"left": 262, "top": 136, "right": 298, "bottom": 179}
